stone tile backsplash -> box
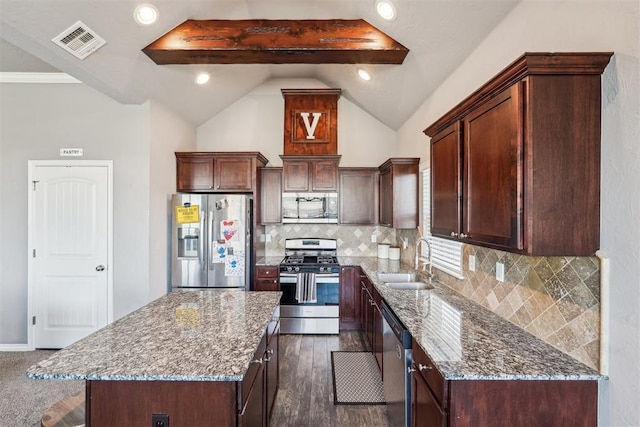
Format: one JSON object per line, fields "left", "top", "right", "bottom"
{"left": 265, "top": 224, "right": 396, "bottom": 257}
{"left": 437, "top": 245, "right": 601, "bottom": 370}
{"left": 266, "top": 225, "right": 601, "bottom": 370}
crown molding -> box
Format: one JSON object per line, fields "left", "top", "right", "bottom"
{"left": 0, "top": 72, "right": 81, "bottom": 84}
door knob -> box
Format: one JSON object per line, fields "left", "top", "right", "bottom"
{"left": 96, "top": 265, "right": 105, "bottom": 271}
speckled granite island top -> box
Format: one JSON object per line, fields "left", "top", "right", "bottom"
{"left": 27, "top": 290, "right": 282, "bottom": 382}
{"left": 340, "top": 257, "right": 604, "bottom": 381}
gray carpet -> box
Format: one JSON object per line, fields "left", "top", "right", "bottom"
{"left": 0, "top": 350, "right": 83, "bottom": 427}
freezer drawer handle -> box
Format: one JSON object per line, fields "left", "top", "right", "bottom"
{"left": 95, "top": 265, "right": 105, "bottom": 272}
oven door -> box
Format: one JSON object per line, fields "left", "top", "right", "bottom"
{"left": 279, "top": 273, "right": 339, "bottom": 306}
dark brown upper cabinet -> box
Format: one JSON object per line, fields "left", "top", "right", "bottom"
{"left": 280, "top": 155, "right": 341, "bottom": 192}
{"left": 425, "top": 52, "right": 613, "bottom": 256}
{"left": 378, "top": 158, "right": 420, "bottom": 228}
{"left": 176, "top": 152, "right": 268, "bottom": 193}
{"left": 258, "top": 167, "right": 283, "bottom": 225}
{"left": 338, "top": 168, "right": 379, "bottom": 225}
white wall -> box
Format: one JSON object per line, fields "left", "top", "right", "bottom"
{"left": 397, "top": 1, "right": 640, "bottom": 425}
{"left": 148, "top": 101, "right": 196, "bottom": 300}
{"left": 0, "top": 82, "right": 196, "bottom": 344}
{"left": 197, "top": 78, "right": 397, "bottom": 166}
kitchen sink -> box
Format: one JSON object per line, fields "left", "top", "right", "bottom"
{"left": 385, "top": 281, "right": 434, "bottom": 290}
{"left": 377, "top": 272, "right": 420, "bottom": 282}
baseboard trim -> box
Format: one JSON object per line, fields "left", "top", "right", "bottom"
{"left": 0, "top": 343, "right": 31, "bottom": 351}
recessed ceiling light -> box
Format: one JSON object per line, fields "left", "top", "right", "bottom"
{"left": 134, "top": 4, "right": 159, "bottom": 26}
{"left": 357, "top": 68, "right": 372, "bottom": 81}
{"left": 375, "top": 0, "right": 397, "bottom": 21}
{"left": 195, "top": 72, "right": 211, "bottom": 85}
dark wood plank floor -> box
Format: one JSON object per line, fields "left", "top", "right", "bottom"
{"left": 270, "top": 332, "right": 390, "bottom": 427}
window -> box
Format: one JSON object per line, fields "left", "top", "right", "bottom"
{"left": 422, "top": 168, "right": 464, "bottom": 279}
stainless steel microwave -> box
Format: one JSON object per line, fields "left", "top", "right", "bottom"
{"left": 282, "top": 192, "right": 338, "bottom": 223}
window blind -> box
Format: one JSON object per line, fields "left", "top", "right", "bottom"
{"left": 422, "top": 168, "right": 464, "bottom": 279}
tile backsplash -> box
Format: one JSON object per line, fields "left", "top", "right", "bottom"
{"left": 265, "top": 224, "right": 396, "bottom": 257}
{"left": 266, "top": 225, "right": 601, "bottom": 370}
{"left": 436, "top": 245, "right": 601, "bottom": 370}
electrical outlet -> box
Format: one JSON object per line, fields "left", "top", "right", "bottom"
{"left": 152, "top": 414, "right": 169, "bottom": 427}
{"left": 265, "top": 234, "right": 271, "bottom": 242}
{"left": 496, "top": 262, "right": 505, "bottom": 282}
{"left": 468, "top": 255, "right": 476, "bottom": 272}
{"left": 371, "top": 234, "right": 377, "bottom": 243}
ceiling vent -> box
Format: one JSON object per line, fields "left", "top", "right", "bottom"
{"left": 52, "top": 21, "right": 106, "bottom": 60}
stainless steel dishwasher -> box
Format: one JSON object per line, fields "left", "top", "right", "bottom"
{"left": 382, "top": 301, "right": 412, "bottom": 427}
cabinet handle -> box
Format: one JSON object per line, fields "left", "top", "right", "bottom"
{"left": 459, "top": 233, "right": 468, "bottom": 239}
{"left": 250, "top": 358, "right": 264, "bottom": 365}
{"left": 450, "top": 232, "right": 458, "bottom": 237}
{"left": 264, "top": 349, "right": 274, "bottom": 362}
{"left": 418, "top": 363, "right": 432, "bottom": 371}
{"left": 209, "top": 185, "right": 214, "bottom": 189}
{"left": 369, "top": 299, "right": 376, "bottom": 306}
{"left": 408, "top": 365, "right": 416, "bottom": 374}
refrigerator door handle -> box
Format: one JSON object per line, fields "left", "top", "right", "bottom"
{"left": 208, "top": 210, "right": 215, "bottom": 271}
{"left": 200, "top": 208, "right": 206, "bottom": 271}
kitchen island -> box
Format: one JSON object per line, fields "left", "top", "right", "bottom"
{"left": 27, "top": 290, "right": 282, "bottom": 427}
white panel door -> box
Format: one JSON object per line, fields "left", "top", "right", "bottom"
{"left": 31, "top": 164, "right": 109, "bottom": 348}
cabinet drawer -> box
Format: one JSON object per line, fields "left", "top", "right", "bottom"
{"left": 412, "top": 337, "right": 447, "bottom": 408}
{"left": 256, "top": 266, "right": 279, "bottom": 278}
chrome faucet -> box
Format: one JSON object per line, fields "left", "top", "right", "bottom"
{"left": 415, "top": 237, "right": 434, "bottom": 280}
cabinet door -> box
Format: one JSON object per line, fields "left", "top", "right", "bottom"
{"left": 339, "top": 267, "right": 360, "bottom": 330}
{"left": 359, "top": 274, "right": 372, "bottom": 351}
{"left": 431, "top": 122, "right": 462, "bottom": 238}
{"left": 339, "top": 169, "right": 378, "bottom": 224}
{"left": 260, "top": 168, "right": 283, "bottom": 224}
{"left": 282, "top": 160, "right": 310, "bottom": 192}
{"left": 412, "top": 370, "right": 447, "bottom": 427}
{"left": 311, "top": 159, "right": 339, "bottom": 191}
{"left": 177, "top": 155, "right": 215, "bottom": 192}
{"left": 265, "top": 322, "right": 279, "bottom": 423}
{"left": 378, "top": 168, "right": 393, "bottom": 227}
{"left": 463, "top": 84, "right": 523, "bottom": 250}
{"left": 372, "top": 287, "right": 383, "bottom": 370}
{"left": 214, "top": 157, "right": 253, "bottom": 191}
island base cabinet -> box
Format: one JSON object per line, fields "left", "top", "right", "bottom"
{"left": 447, "top": 380, "right": 598, "bottom": 427}
{"left": 86, "top": 380, "right": 237, "bottom": 426}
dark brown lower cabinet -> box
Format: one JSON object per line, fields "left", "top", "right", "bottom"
{"left": 411, "top": 338, "right": 598, "bottom": 427}
{"left": 86, "top": 321, "right": 279, "bottom": 427}
{"left": 411, "top": 369, "right": 447, "bottom": 427}
{"left": 339, "top": 266, "right": 360, "bottom": 330}
{"left": 358, "top": 269, "right": 382, "bottom": 371}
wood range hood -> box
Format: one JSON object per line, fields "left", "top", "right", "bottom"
{"left": 142, "top": 19, "right": 409, "bottom": 64}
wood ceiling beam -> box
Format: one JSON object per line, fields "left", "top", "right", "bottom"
{"left": 142, "top": 19, "right": 409, "bottom": 65}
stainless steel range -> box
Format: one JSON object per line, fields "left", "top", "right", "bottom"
{"left": 279, "top": 238, "right": 340, "bottom": 334}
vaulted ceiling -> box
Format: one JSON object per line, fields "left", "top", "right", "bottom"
{"left": 0, "top": 1, "right": 521, "bottom": 130}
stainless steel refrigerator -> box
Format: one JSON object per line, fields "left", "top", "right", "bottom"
{"left": 171, "top": 194, "right": 252, "bottom": 289}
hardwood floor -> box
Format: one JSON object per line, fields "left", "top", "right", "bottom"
{"left": 270, "top": 332, "right": 391, "bottom": 427}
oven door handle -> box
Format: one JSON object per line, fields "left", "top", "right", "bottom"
{"left": 279, "top": 275, "right": 340, "bottom": 284}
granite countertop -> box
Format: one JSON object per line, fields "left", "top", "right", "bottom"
{"left": 339, "top": 256, "right": 603, "bottom": 381}
{"left": 255, "top": 256, "right": 284, "bottom": 266}
{"left": 27, "top": 290, "right": 282, "bottom": 382}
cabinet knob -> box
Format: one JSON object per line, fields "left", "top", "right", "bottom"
{"left": 450, "top": 232, "right": 458, "bottom": 237}
{"left": 216, "top": 185, "right": 220, "bottom": 189}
